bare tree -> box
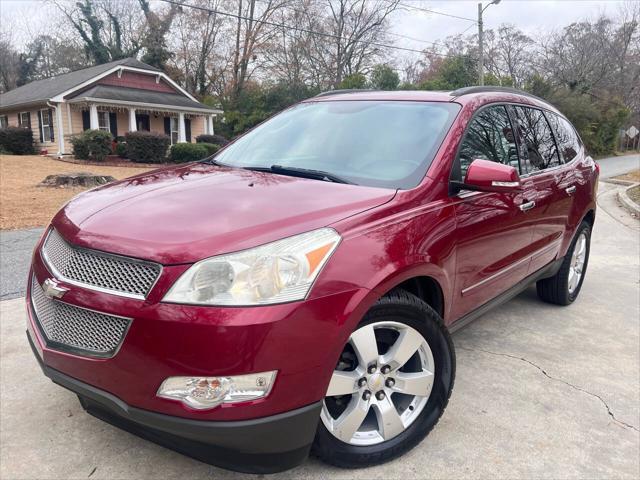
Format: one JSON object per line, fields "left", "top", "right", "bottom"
{"left": 305, "top": 0, "right": 400, "bottom": 88}
{"left": 169, "top": 0, "right": 227, "bottom": 96}
{"left": 483, "top": 25, "right": 535, "bottom": 88}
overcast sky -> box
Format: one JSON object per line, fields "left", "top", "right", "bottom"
{"left": 0, "top": 0, "right": 631, "bottom": 57}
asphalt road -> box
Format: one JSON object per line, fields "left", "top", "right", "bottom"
{"left": 1, "top": 182, "right": 639, "bottom": 478}
{"left": 597, "top": 152, "right": 640, "bottom": 178}
{"left": 0, "top": 228, "right": 43, "bottom": 300}
{"left": 1, "top": 154, "right": 638, "bottom": 301}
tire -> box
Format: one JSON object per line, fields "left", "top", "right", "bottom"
{"left": 536, "top": 220, "right": 592, "bottom": 306}
{"left": 313, "top": 289, "right": 455, "bottom": 468}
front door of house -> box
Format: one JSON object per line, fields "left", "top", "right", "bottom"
{"left": 135, "top": 114, "right": 150, "bottom": 132}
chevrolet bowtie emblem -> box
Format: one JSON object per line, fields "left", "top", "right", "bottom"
{"left": 42, "top": 278, "right": 68, "bottom": 299}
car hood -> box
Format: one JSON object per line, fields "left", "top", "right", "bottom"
{"left": 52, "top": 163, "right": 396, "bottom": 264}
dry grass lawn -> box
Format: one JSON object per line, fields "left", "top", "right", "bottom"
{"left": 1, "top": 155, "right": 154, "bottom": 230}
{"left": 612, "top": 169, "right": 640, "bottom": 183}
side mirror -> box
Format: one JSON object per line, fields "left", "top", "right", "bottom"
{"left": 463, "top": 159, "right": 522, "bottom": 193}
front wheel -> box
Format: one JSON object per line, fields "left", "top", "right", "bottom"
{"left": 313, "top": 289, "right": 455, "bottom": 468}
{"left": 537, "top": 220, "right": 592, "bottom": 305}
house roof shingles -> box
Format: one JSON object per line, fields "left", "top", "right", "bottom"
{"left": 0, "top": 58, "right": 218, "bottom": 112}
{"left": 69, "top": 84, "right": 219, "bottom": 112}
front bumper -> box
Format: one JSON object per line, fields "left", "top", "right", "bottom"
{"left": 29, "top": 331, "right": 321, "bottom": 473}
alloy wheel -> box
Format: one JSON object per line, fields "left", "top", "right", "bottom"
{"left": 568, "top": 232, "right": 587, "bottom": 294}
{"left": 321, "top": 321, "right": 435, "bottom": 446}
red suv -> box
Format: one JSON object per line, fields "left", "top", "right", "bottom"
{"left": 27, "top": 87, "right": 598, "bottom": 473}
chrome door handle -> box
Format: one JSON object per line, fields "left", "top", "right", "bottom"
{"left": 519, "top": 201, "right": 536, "bottom": 212}
{"left": 566, "top": 186, "right": 576, "bottom": 195}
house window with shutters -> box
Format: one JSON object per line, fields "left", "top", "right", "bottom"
{"left": 19, "top": 112, "right": 31, "bottom": 128}
{"left": 0, "top": 115, "right": 7, "bottom": 129}
{"left": 39, "top": 109, "right": 53, "bottom": 142}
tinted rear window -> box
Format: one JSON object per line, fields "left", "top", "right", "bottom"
{"left": 215, "top": 101, "right": 461, "bottom": 189}
{"left": 511, "top": 106, "right": 561, "bottom": 173}
{"left": 547, "top": 113, "right": 581, "bottom": 163}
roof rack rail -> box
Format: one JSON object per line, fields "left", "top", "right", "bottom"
{"left": 450, "top": 86, "right": 548, "bottom": 103}
{"left": 313, "top": 89, "right": 375, "bottom": 98}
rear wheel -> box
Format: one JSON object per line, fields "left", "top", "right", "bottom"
{"left": 313, "top": 289, "right": 455, "bottom": 468}
{"left": 537, "top": 221, "right": 591, "bottom": 305}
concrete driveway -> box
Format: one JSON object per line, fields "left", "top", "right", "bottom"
{"left": 1, "top": 185, "right": 639, "bottom": 479}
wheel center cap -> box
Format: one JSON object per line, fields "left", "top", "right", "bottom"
{"left": 367, "top": 373, "right": 384, "bottom": 391}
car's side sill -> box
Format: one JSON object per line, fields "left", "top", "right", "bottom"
{"left": 448, "top": 257, "right": 563, "bottom": 334}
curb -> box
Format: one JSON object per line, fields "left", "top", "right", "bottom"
{"left": 617, "top": 182, "right": 640, "bottom": 217}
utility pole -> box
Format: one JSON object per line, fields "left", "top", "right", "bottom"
{"left": 478, "top": 3, "right": 484, "bottom": 86}
{"left": 477, "top": 0, "right": 501, "bottom": 86}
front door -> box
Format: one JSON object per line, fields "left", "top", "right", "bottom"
{"left": 135, "top": 114, "right": 150, "bottom": 132}
{"left": 449, "top": 104, "right": 539, "bottom": 320}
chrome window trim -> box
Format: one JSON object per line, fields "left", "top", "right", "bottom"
{"left": 40, "top": 229, "right": 162, "bottom": 300}
{"left": 449, "top": 100, "right": 583, "bottom": 191}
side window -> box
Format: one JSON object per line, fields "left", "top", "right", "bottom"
{"left": 512, "top": 106, "right": 561, "bottom": 173}
{"left": 457, "top": 105, "right": 519, "bottom": 178}
{"left": 547, "top": 113, "right": 580, "bottom": 163}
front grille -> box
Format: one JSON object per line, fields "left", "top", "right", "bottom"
{"left": 30, "top": 276, "right": 131, "bottom": 357}
{"left": 42, "top": 229, "right": 161, "bottom": 298}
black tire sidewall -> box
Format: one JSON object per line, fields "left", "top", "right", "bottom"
{"left": 313, "top": 293, "right": 455, "bottom": 465}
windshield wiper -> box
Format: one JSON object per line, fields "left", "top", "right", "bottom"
{"left": 244, "top": 164, "right": 354, "bottom": 184}
{"left": 201, "top": 157, "right": 225, "bottom": 166}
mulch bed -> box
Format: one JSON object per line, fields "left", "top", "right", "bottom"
{"left": 55, "top": 155, "right": 172, "bottom": 168}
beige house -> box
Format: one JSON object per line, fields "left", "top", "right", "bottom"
{"left": 0, "top": 58, "right": 222, "bottom": 156}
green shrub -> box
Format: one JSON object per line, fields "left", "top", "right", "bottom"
{"left": 195, "top": 134, "right": 229, "bottom": 146}
{"left": 70, "top": 129, "right": 112, "bottom": 161}
{"left": 125, "top": 131, "right": 170, "bottom": 163}
{"left": 198, "top": 142, "right": 219, "bottom": 156}
{"left": 169, "top": 143, "right": 209, "bottom": 163}
{"left": 115, "top": 142, "right": 127, "bottom": 158}
{"left": 0, "top": 127, "right": 35, "bottom": 154}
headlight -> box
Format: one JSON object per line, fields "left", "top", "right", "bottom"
{"left": 157, "top": 371, "right": 277, "bottom": 410}
{"left": 163, "top": 228, "right": 340, "bottom": 305}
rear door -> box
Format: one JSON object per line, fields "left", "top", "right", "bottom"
{"left": 449, "top": 104, "right": 539, "bottom": 320}
{"left": 509, "top": 106, "right": 574, "bottom": 273}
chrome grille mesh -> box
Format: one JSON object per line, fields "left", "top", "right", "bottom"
{"left": 31, "top": 276, "right": 130, "bottom": 357}
{"left": 42, "top": 229, "right": 161, "bottom": 298}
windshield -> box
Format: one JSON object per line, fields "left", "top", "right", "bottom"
{"left": 214, "top": 100, "right": 460, "bottom": 189}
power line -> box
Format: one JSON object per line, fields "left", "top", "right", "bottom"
{"left": 459, "top": 23, "right": 477, "bottom": 36}
{"left": 387, "top": 0, "right": 478, "bottom": 23}
{"left": 388, "top": 31, "right": 444, "bottom": 47}
{"left": 159, "top": 0, "right": 455, "bottom": 58}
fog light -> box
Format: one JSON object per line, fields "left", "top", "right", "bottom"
{"left": 157, "top": 371, "right": 277, "bottom": 410}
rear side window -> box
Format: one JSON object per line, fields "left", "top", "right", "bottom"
{"left": 457, "top": 105, "right": 520, "bottom": 178}
{"left": 511, "top": 106, "right": 561, "bottom": 174}
{"left": 547, "top": 113, "right": 581, "bottom": 163}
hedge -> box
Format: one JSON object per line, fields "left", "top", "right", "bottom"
{"left": 198, "top": 142, "right": 219, "bottom": 156}
{"left": 70, "top": 129, "right": 112, "bottom": 161}
{"left": 0, "top": 127, "right": 35, "bottom": 155}
{"left": 115, "top": 142, "right": 127, "bottom": 158}
{"left": 195, "top": 133, "right": 229, "bottom": 146}
{"left": 126, "top": 131, "right": 170, "bottom": 163}
{"left": 169, "top": 143, "right": 210, "bottom": 163}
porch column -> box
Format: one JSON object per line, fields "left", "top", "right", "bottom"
{"left": 128, "top": 108, "right": 137, "bottom": 132}
{"left": 55, "top": 102, "right": 65, "bottom": 156}
{"left": 89, "top": 104, "right": 99, "bottom": 130}
{"left": 209, "top": 115, "right": 215, "bottom": 135}
{"left": 178, "top": 112, "right": 186, "bottom": 143}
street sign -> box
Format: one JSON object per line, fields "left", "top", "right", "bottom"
{"left": 627, "top": 126, "right": 638, "bottom": 138}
